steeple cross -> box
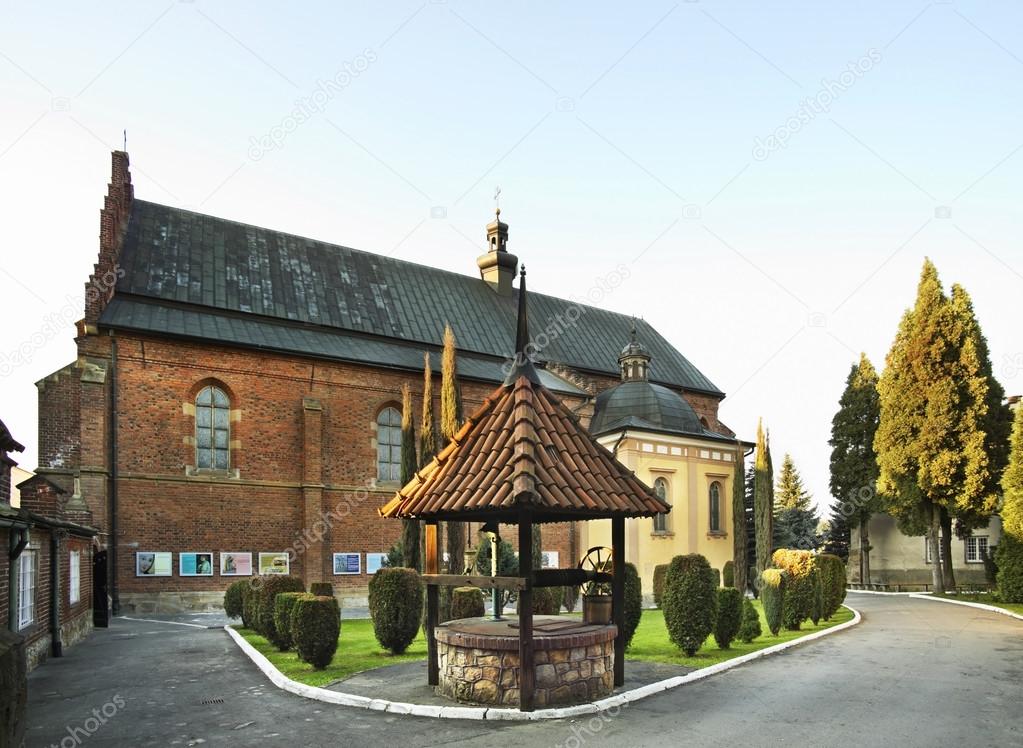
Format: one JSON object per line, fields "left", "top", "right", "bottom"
{"left": 494, "top": 185, "right": 501, "bottom": 214}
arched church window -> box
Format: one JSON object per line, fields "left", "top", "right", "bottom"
{"left": 709, "top": 481, "right": 722, "bottom": 533}
{"left": 196, "top": 386, "right": 230, "bottom": 470}
{"left": 377, "top": 407, "right": 402, "bottom": 482}
{"left": 653, "top": 477, "right": 670, "bottom": 533}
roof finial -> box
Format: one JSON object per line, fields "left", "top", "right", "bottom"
{"left": 494, "top": 185, "right": 502, "bottom": 217}
{"left": 503, "top": 264, "right": 541, "bottom": 386}
{"left": 123, "top": 129, "right": 127, "bottom": 151}
{"left": 630, "top": 317, "right": 637, "bottom": 343}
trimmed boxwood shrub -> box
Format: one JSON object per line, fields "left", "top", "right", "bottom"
{"left": 291, "top": 594, "right": 340, "bottom": 668}
{"left": 255, "top": 575, "right": 305, "bottom": 646}
{"left": 996, "top": 534, "right": 1023, "bottom": 603}
{"left": 310, "top": 582, "right": 333, "bottom": 597}
{"left": 810, "top": 567, "right": 824, "bottom": 625}
{"left": 709, "top": 567, "right": 721, "bottom": 589}
{"left": 722, "top": 561, "right": 735, "bottom": 589}
{"left": 738, "top": 598, "right": 762, "bottom": 643}
{"left": 714, "top": 587, "right": 743, "bottom": 649}
{"left": 816, "top": 553, "right": 847, "bottom": 620}
{"left": 663, "top": 554, "right": 718, "bottom": 656}
{"left": 241, "top": 583, "right": 258, "bottom": 629}
{"left": 272, "top": 591, "right": 306, "bottom": 651}
{"left": 563, "top": 585, "right": 580, "bottom": 613}
{"left": 533, "top": 587, "right": 562, "bottom": 615}
{"left": 760, "top": 568, "right": 786, "bottom": 636}
{"left": 653, "top": 564, "right": 669, "bottom": 608}
{"left": 369, "top": 567, "right": 424, "bottom": 654}
{"left": 772, "top": 549, "right": 814, "bottom": 630}
{"left": 224, "top": 580, "right": 246, "bottom": 619}
{"left": 450, "top": 587, "right": 485, "bottom": 619}
{"left": 622, "top": 562, "right": 643, "bottom": 650}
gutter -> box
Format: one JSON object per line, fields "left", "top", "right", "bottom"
{"left": 50, "top": 531, "right": 62, "bottom": 657}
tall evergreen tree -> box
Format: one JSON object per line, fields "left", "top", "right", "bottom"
{"left": 1003, "top": 405, "right": 1023, "bottom": 542}
{"left": 440, "top": 325, "right": 465, "bottom": 575}
{"left": 732, "top": 450, "right": 748, "bottom": 594}
{"left": 773, "top": 454, "right": 818, "bottom": 551}
{"left": 419, "top": 352, "right": 441, "bottom": 564}
{"left": 828, "top": 354, "right": 882, "bottom": 580}
{"left": 754, "top": 419, "right": 774, "bottom": 576}
{"left": 875, "top": 259, "right": 1003, "bottom": 594}
{"left": 399, "top": 383, "right": 420, "bottom": 572}
{"left": 744, "top": 462, "right": 756, "bottom": 581}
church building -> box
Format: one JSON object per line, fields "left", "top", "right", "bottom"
{"left": 34, "top": 151, "right": 744, "bottom": 612}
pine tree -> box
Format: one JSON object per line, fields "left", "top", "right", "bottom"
{"left": 776, "top": 453, "right": 811, "bottom": 510}
{"left": 440, "top": 325, "right": 465, "bottom": 576}
{"left": 828, "top": 354, "right": 882, "bottom": 580}
{"left": 731, "top": 451, "right": 748, "bottom": 595}
{"left": 399, "top": 383, "right": 420, "bottom": 572}
{"left": 754, "top": 419, "right": 774, "bottom": 576}
{"left": 875, "top": 259, "right": 1003, "bottom": 594}
{"left": 773, "top": 454, "right": 818, "bottom": 551}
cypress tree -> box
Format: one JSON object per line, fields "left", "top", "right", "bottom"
{"left": 828, "top": 354, "right": 882, "bottom": 580}
{"left": 399, "top": 383, "right": 420, "bottom": 572}
{"left": 731, "top": 451, "right": 748, "bottom": 595}
{"left": 440, "top": 325, "right": 465, "bottom": 576}
{"left": 875, "top": 260, "right": 1003, "bottom": 594}
{"left": 419, "top": 353, "right": 441, "bottom": 568}
{"left": 997, "top": 405, "right": 1023, "bottom": 602}
{"left": 754, "top": 419, "right": 773, "bottom": 576}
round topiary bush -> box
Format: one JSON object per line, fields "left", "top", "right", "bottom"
{"left": 272, "top": 591, "right": 306, "bottom": 651}
{"left": 771, "top": 549, "right": 814, "bottom": 630}
{"left": 653, "top": 564, "right": 669, "bottom": 608}
{"left": 722, "top": 560, "right": 735, "bottom": 589}
{"left": 760, "top": 568, "right": 786, "bottom": 636}
{"left": 310, "top": 582, "right": 334, "bottom": 598}
{"left": 224, "top": 580, "right": 246, "bottom": 619}
{"left": 450, "top": 587, "right": 485, "bottom": 619}
{"left": 369, "top": 567, "right": 424, "bottom": 654}
{"left": 662, "top": 554, "right": 718, "bottom": 656}
{"left": 737, "top": 598, "right": 762, "bottom": 643}
{"left": 622, "top": 562, "right": 643, "bottom": 650}
{"left": 815, "top": 553, "right": 847, "bottom": 620}
{"left": 714, "top": 587, "right": 743, "bottom": 649}
{"left": 709, "top": 567, "right": 721, "bottom": 589}
{"left": 996, "top": 535, "right": 1023, "bottom": 603}
{"left": 291, "top": 594, "right": 340, "bottom": 668}
{"left": 255, "top": 575, "right": 306, "bottom": 646}
{"left": 241, "top": 583, "right": 258, "bottom": 629}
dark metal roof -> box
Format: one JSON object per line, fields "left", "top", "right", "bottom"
{"left": 105, "top": 200, "right": 723, "bottom": 395}
{"left": 589, "top": 380, "right": 733, "bottom": 440}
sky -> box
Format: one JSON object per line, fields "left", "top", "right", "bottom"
{"left": 2, "top": 1, "right": 1022, "bottom": 514}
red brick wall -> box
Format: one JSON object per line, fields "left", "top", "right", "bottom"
{"left": 36, "top": 363, "right": 81, "bottom": 481}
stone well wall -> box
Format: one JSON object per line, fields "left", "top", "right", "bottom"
{"left": 434, "top": 617, "right": 616, "bottom": 708}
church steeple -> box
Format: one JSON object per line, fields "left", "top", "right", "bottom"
{"left": 618, "top": 320, "right": 651, "bottom": 381}
{"left": 477, "top": 195, "right": 518, "bottom": 295}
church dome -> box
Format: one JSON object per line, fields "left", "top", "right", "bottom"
{"left": 588, "top": 380, "right": 706, "bottom": 437}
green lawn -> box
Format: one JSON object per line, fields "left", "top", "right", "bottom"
{"left": 236, "top": 601, "right": 855, "bottom": 688}
{"left": 930, "top": 592, "right": 1023, "bottom": 617}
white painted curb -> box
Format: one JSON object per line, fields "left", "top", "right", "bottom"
{"left": 225, "top": 604, "right": 861, "bottom": 721}
{"left": 847, "top": 589, "right": 921, "bottom": 597}
{"left": 908, "top": 593, "right": 1023, "bottom": 622}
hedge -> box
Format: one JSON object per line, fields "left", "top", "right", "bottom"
{"left": 369, "top": 567, "right": 424, "bottom": 654}
{"left": 737, "top": 598, "right": 762, "bottom": 643}
{"left": 709, "top": 567, "right": 721, "bottom": 589}
{"left": 714, "top": 587, "right": 743, "bottom": 649}
{"left": 310, "top": 582, "right": 334, "bottom": 597}
{"left": 255, "top": 575, "right": 306, "bottom": 647}
{"left": 760, "top": 568, "right": 786, "bottom": 636}
{"left": 722, "top": 561, "right": 735, "bottom": 589}
{"left": 663, "top": 554, "right": 718, "bottom": 656}
{"left": 771, "top": 549, "right": 815, "bottom": 630}
{"left": 810, "top": 567, "right": 824, "bottom": 625}
{"left": 241, "top": 583, "right": 258, "bottom": 629}
{"left": 622, "top": 562, "right": 643, "bottom": 650}
{"left": 450, "top": 587, "right": 485, "bottom": 619}
{"left": 291, "top": 594, "right": 340, "bottom": 668}
{"left": 815, "top": 554, "right": 847, "bottom": 619}
{"left": 224, "top": 580, "right": 246, "bottom": 619}
{"left": 272, "top": 591, "right": 306, "bottom": 651}
{"left": 996, "top": 535, "right": 1023, "bottom": 603}
{"left": 653, "top": 564, "right": 669, "bottom": 608}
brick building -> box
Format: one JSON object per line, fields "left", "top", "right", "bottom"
{"left": 35, "top": 151, "right": 737, "bottom": 613}
{"left": 2, "top": 419, "right": 97, "bottom": 670}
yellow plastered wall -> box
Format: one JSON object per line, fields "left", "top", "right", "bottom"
{"left": 581, "top": 436, "right": 741, "bottom": 600}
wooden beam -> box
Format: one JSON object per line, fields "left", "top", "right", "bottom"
{"left": 518, "top": 514, "right": 535, "bottom": 712}
{"left": 421, "top": 573, "right": 527, "bottom": 591}
{"left": 611, "top": 516, "right": 625, "bottom": 688}
{"left": 532, "top": 569, "right": 612, "bottom": 588}
{"left": 425, "top": 522, "right": 439, "bottom": 686}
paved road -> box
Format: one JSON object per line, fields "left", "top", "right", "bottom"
{"left": 26, "top": 595, "right": 1022, "bottom": 747}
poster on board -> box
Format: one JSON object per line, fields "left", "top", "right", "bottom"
{"left": 258, "top": 552, "right": 290, "bottom": 575}
{"left": 220, "top": 552, "right": 252, "bottom": 576}
{"left": 179, "top": 552, "right": 214, "bottom": 576}
{"left": 136, "top": 552, "right": 172, "bottom": 577}
{"left": 541, "top": 551, "right": 559, "bottom": 569}
{"left": 366, "top": 553, "right": 386, "bottom": 574}
{"left": 333, "top": 553, "right": 361, "bottom": 575}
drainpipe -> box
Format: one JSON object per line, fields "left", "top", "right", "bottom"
{"left": 7, "top": 525, "right": 29, "bottom": 632}
{"left": 109, "top": 334, "right": 120, "bottom": 615}
{"left": 50, "top": 531, "right": 62, "bottom": 657}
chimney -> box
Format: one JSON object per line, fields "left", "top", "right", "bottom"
{"left": 84, "top": 151, "right": 134, "bottom": 329}
{"left": 476, "top": 209, "right": 518, "bottom": 295}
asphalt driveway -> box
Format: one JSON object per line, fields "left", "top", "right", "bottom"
{"left": 25, "top": 594, "right": 1023, "bottom": 747}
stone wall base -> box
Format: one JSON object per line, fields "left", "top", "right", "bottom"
{"left": 119, "top": 590, "right": 367, "bottom": 615}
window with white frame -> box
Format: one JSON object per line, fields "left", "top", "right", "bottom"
{"left": 965, "top": 536, "right": 988, "bottom": 564}
{"left": 70, "top": 550, "right": 81, "bottom": 605}
{"left": 17, "top": 550, "right": 37, "bottom": 630}
{"left": 924, "top": 540, "right": 946, "bottom": 564}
